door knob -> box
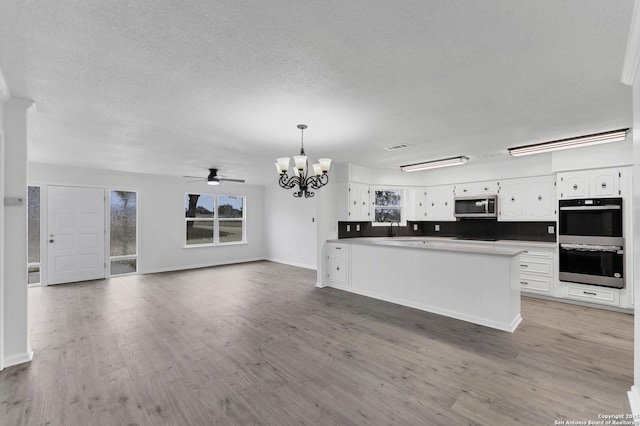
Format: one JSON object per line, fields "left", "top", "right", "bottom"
{"left": 49, "top": 239, "right": 54, "bottom": 243}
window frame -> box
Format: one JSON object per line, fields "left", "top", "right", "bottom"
{"left": 108, "top": 189, "right": 139, "bottom": 277}
{"left": 371, "top": 187, "right": 404, "bottom": 226}
{"left": 27, "top": 185, "right": 42, "bottom": 286}
{"left": 184, "top": 193, "right": 246, "bottom": 247}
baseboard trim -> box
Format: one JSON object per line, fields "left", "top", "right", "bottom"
{"left": 142, "top": 257, "right": 266, "bottom": 274}
{"left": 265, "top": 258, "right": 317, "bottom": 270}
{"left": 4, "top": 349, "right": 34, "bottom": 368}
{"left": 629, "top": 386, "right": 640, "bottom": 417}
{"left": 522, "top": 292, "right": 634, "bottom": 314}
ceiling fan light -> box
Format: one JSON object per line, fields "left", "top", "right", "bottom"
{"left": 318, "top": 158, "right": 332, "bottom": 172}
{"left": 207, "top": 180, "right": 220, "bottom": 186}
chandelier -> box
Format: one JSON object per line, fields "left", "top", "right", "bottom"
{"left": 275, "top": 124, "right": 332, "bottom": 198}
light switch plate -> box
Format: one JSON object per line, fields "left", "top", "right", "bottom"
{"left": 413, "top": 224, "right": 418, "bottom": 231}
{"left": 4, "top": 197, "right": 24, "bottom": 206}
{"left": 356, "top": 224, "right": 360, "bottom": 231}
{"left": 435, "top": 224, "right": 440, "bottom": 232}
{"left": 548, "top": 225, "right": 555, "bottom": 234}
{"left": 346, "top": 224, "right": 351, "bottom": 232}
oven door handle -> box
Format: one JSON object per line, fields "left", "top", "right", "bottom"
{"left": 560, "top": 243, "right": 623, "bottom": 253}
{"left": 559, "top": 205, "right": 621, "bottom": 211}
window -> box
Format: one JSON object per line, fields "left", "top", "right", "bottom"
{"left": 373, "top": 189, "right": 403, "bottom": 223}
{"left": 27, "top": 186, "right": 41, "bottom": 285}
{"left": 110, "top": 190, "right": 137, "bottom": 275}
{"left": 185, "top": 193, "right": 245, "bottom": 246}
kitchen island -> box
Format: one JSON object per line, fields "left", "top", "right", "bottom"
{"left": 322, "top": 237, "right": 524, "bottom": 332}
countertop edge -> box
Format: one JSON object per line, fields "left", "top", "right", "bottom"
{"left": 326, "top": 238, "right": 527, "bottom": 257}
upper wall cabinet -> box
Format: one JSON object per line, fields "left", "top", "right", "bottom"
{"left": 337, "top": 182, "right": 371, "bottom": 221}
{"left": 498, "top": 175, "right": 556, "bottom": 221}
{"left": 454, "top": 181, "right": 499, "bottom": 196}
{"left": 425, "top": 185, "right": 455, "bottom": 221}
{"left": 557, "top": 168, "right": 621, "bottom": 199}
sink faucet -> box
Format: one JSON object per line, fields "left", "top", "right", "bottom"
{"left": 390, "top": 221, "right": 400, "bottom": 237}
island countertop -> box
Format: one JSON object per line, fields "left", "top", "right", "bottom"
{"left": 326, "top": 236, "right": 546, "bottom": 256}
{"left": 323, "top": 236, "right": 527, "bottom": 332}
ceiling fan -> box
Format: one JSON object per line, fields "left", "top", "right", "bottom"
{"left": 183, "top": 169, "right": 246, "bottom": 185}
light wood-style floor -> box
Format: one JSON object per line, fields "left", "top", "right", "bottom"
{"left": 0, "top": 261, "right": 633, "bottom": 425}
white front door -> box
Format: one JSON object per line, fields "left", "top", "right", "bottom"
{"left": 47, "top": 186, "right": 106, "bottom": 285}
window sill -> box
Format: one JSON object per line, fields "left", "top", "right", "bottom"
{"left": 183, "top": 241, "right": 248, "bottom": 249}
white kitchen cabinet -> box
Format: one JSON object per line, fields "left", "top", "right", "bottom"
{"left": 565, "top": 284, "right": 620, "bottom": 307}
{"left": 454, "top": 181, "right": 499, "bottom": 196}
{"left": 425, "top": 185, "right": 455, "bottom": 221}
{"left": 498, "top": 181, "right": 526, "bottom": 220}
{"left": 557, "top": 168, "right": 621, "bottom": 199}
{"left": 518, "top": 248, "right": 555, "bottom": 295}
{"left": 498, "top": 175, "right": 556, "bottom": 221}
{"left": 414, "top": 187, "right": 429, "bottom": 219}
{"left": 337, "top": 182, "right": 371, "bottom": 221}
{"left": 325, "top": 243, "right": 350, "bottom": 287}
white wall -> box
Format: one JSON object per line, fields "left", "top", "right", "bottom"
{"left": 3, "top": 98, "right": 35, "bottom": 368}
{"left": 0, "top": 80, "right": 5, "bottom": 370}
{"left": 552, "top": 137, "right": 633, "bottom": 171}
{"left": 263, "top": 182, "right": 318, "bottom": 269}
{"left": 29, "top": 163, "right": 266, "bottom": 275}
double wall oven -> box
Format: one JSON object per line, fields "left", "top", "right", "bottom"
{"left": 558, "top": 198, "right": 624, "bottom": 289}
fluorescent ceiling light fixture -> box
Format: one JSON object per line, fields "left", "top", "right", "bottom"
{"left": 400, "top": 156, "right": 469, "bottom": 172}
{"left": 508, "top": 129, "right": 629, "bottom": 157}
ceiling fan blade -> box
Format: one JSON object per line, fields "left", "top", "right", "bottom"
{"left": 183, "top": 175, "right": 203, "bottom": 179}
{"left": 218, "top": 178, "right": 245, "bottom": 183}
{"left": 185, "top": 179, "right": 206, "bottom": 183}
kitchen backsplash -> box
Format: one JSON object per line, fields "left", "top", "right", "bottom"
{"left": 338, "top": 219, "right": 557, "bottom": 242}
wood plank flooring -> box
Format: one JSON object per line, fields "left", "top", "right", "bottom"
{"left": 0, "top": 260, "right": 633, "bottom": 425}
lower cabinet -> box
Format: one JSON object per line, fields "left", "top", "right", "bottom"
{"left": 519, "top": 248, "right": 555, "bottom": 295}
{"left": 325, "top": 243, "right": 350, "bottom": 287}
{"left": 564, "top": 284, "right": 620, "bottom": 306}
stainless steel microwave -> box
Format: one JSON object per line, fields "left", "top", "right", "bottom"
{"left": 454, "top": 195, "right": 498, "bottom": 218}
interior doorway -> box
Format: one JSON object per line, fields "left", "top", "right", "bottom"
{"left": 46, "top": 185, "right": 106, "bottom": 285}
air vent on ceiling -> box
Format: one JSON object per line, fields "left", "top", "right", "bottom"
{"left": 384, "top": 143, "right": 411, "bottom": 151}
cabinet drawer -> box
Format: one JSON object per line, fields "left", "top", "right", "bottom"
{"left": 521, "top": 250, "right": 553, "bottom": 259}
{"left": 519, "top": 275, "right": 551, "bottom": 293}
{"left": 328, "top": 244, "right": 349, "bottom": 254}
{"left": 519, "top": 257, "right": 553, "bottom": 276}
{"left": 566, "top": 285, "right": 619, "bottom": 306}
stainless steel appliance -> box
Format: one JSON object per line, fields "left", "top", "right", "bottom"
{"left": 454, "top": 195, "right": 498, "bottom": 218}
{"left": 558, "top": 198, "right": 624, "bottom": 288}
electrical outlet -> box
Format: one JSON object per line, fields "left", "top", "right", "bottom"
{"left": 346, "top": 224, "right": 351, "bottom": 232}
{"left": 356, "top": 224, "right": 360, "bottom": 231}
{"left": 435, "top": 224, "right": 440, "bottom": 232}
{"left": 413, "top": 224, "right": 418, "bottom": 231}
{"left": 548, "top": 225, "right": 555, "bottom": 234}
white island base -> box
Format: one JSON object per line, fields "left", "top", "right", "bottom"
{"left": 323, "top": 239, "right": 523, "bottom": 332}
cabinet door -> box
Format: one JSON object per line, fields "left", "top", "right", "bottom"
{"left": 415, "top": 188, "right": 428, "bottom": 219}
{"left": 439, "top": 187, "right": 454, "bottom": 219}
{"left": 346, "top": 183, "right": 370, "bottom": 221}
{"left": 326, "top": 244, "right": 349, "bottom": 286}
{"left": 559, "top": 173, "right": 588, "bottom": 198}
{"left": 455, "top": 181, "right": 498, "bottom": 196}
{"left": 427, "top": 186, "right": 454, "bottom": 220}
{"left": 590, "top": 170, "right": 619, "bottom": 197}
{"left": 356, "top": 184, "right": 371, "bottom": 221}
{"left": 528, "top": 178, "right": 555, "bottom": 220}
{"left": 499, "top": 181, "right": 526, "bottom": 220}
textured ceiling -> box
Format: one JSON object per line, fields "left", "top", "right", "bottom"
{"left": 0, "top": 0, "right": 634, "bottom": 184}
